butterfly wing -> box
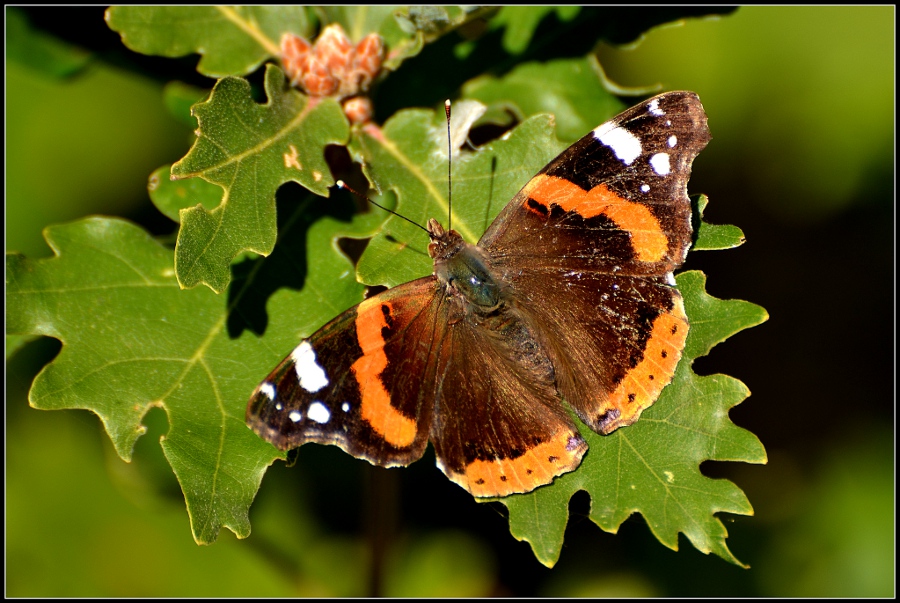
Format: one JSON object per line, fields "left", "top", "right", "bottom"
{"left": 246, "top": 277, "right": 443, "bottom": 467}
{"left": 480, "top": 91, "right": 710, "bottom": 434}
{"left": 428, "top": 301, "right": 588, "bottom": 497}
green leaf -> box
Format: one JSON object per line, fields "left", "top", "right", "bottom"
{"left": 491, "top": 6, "right": 581, "bottom": 54}
{"left": 105, "top": 5, "right": 313, "bottom": 77}
{"left": 391, "top": 5, "right": 492, "bottom": 40}
{"left": 170, "top": 64, "right": 349, "bottom": 293}
{"left": 348, "top": 109, "right": 566, "bottom": 287}
{"left": 148, "top": 165, "right": 221, "bottom": 224}
{"left": 463, "top": 56, "right": 628, "bottom": 143}
{"left": 6, "top": 195, "right": 385, "bottom": 544}
{"left": 6, "top": 7, "right": 92, "bottom": 77}
{"left": 500, "top": 271, "right": 768, "bottom": 567}
{"left": 162, "top": 81, "right": 211, "bottom": 129}
{"left": 693, "top": 194, "right": 747, "bottom": 251}
{"left": 383, "top": 6, "right": 497, "bottom": 70}
{"left": 317, "top": 5, "right": 402, "bottom": 42}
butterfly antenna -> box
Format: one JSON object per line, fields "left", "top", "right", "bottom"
{"left": 336, "top": 180, "right": 430, "bottom": 235}
{"left": 444, "top": 99, "right": 452, "bottom": 232}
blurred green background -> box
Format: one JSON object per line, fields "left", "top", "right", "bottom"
{"left": 6, "top": 6, "right": 893, "bottom": 597}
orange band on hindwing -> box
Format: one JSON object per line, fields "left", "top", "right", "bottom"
{"left": 451, "top": 430, "right": 587, "bottom": 498}
{"left": 522, "top": 174, "right": 669, "bottom": 263}
{"left": 601, "top": 298, "right": 689, "bottom": 433}
{"left": 352, "top": 297, "right": 418, "bottom": 448}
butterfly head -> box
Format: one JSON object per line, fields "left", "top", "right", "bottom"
{"left": 426, "top": 218, "right": 458, "bottom": 259}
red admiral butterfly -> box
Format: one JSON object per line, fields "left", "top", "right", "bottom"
{"left": 247, "top": 91, "right": 710, "bottom": 497}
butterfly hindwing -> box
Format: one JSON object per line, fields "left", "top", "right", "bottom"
{"left": 428, "top": 297, "right": 588, "bottom": 497}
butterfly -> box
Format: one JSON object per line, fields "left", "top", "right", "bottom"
{"left": 246, "top": 91, "right": 710, "bottom": 497}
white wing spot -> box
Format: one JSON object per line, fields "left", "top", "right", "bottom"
{"left": 668, "top": 135, "right": 677, "bottom": 148}
{"left": 650, "top": 152, "right": 671, "bottom": 176}
{"left": 259, "top": 382, "right": 276, "bottom": 400}
{"left": 641, "top": 183, "right": 650, "bottom": 193}
{"left": 291, "top": 341, "right": 329, "bottom": 392}
{"left": 594, "top": 122, "right": 641, "bottom": 165}
{"left": 275, "top": 402, "right": 283, "bottom": 411}
{"left": 341, "top": 402, "right": 351, "bottom": 412}
{"left": 308, "top": 401, "right": 331, "bottom": 424}
{"left": 289, "top": 410, "right": 303, "bottom": 423}
{"left": 648, "top": 98, "right": 665, "bottom": 116}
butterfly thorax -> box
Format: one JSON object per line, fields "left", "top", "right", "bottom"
{"left": 428, "top": 218, "right": 502, "bottom": 314}
{"left": 428, "top": 219, "right": 555, "bottom": 385}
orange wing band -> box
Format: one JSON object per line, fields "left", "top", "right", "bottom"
{"left": 352, "top": 297, "right": 418, "bottom": 448}
{"left": 455, "top": 431, "right": 587, "bottom": 498}
{"left": 602, "top": 300, "right": 689, "bottom": 433}
{"left": 523, "top": 174, "right": 669, "bottom": 263}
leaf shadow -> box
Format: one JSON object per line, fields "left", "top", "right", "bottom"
{"left": 225, "top": 183, "right": 358, "bottom": 339}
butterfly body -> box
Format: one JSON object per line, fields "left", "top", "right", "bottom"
{"left": 247, "top": 91, "right": 710, "bottom": 497}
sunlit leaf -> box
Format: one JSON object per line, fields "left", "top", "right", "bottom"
{"left": 349, "top": 109, "right": 565, "bottom": 286}
{"left": 383, "top": 6, "right": 496, "bottom": 70}
{"left": 464, "top": 56, "right": 627, "bottom": 143}
{"left": 6, "top": 193, "right": 385, "bottom": 543}
{"left": 106, "top": 5, "right": 312, "bottom": 77}
{"left": 170, "top": 64, "right": 349, "bottom": 293}
{"left": 693, "top": 195, "right": 746, "bottom": 251}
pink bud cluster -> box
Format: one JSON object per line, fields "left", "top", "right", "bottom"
{"left": 281, "top": 24, "right": 384, "bottom": 124}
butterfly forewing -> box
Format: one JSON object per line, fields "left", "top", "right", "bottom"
{"left": 247, "top": 277, "right": 442, "bottom": 467}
